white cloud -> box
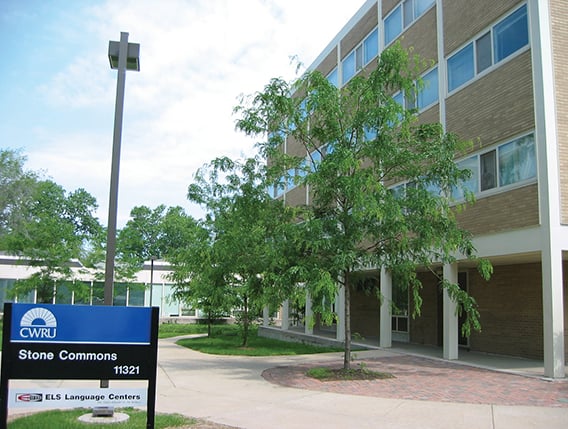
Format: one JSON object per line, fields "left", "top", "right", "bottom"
{"left": 22, "top": 0, "right": 363, "bottom": 225}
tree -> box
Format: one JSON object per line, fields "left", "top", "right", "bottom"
{"left": 171, "top": 156, "right": 296, "bottom": 346}
{"left": 235, "top": 42, "right": 492, "bottom": 369}
{"left": 0, "top": 149, "right": 38, "bottom": 237}
{"left": 1, "top": 179, "right": 102, "bottom": 302}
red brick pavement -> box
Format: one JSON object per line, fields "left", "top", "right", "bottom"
{"left": 262, "top": 355, "right": 568, "bottom": 408}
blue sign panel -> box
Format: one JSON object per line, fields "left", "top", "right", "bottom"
{"left": 10, "top": 304, "right": 152, "bottom": 345}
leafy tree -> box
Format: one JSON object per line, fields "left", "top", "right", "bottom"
{"left": 1, "top": 179, "right": 102, "bottom": 302}
{"left": 171, "top": 156, "right": 296, "bottom": 346}
{"left": 0, "top": 149, "right": 38, "bottom": 237}
{"left": 235, "top": 42, "right": 492, "bottom": 369}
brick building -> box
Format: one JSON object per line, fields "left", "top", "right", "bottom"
{"left": 263, "top": 0, "right": 567, "bottom": 379}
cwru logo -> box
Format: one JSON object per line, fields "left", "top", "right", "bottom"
{"left": 19, "top": 308, "right": 57, "bottom": 340}
{"left": 16, "top": 393, "right": 43, "bottom": 402}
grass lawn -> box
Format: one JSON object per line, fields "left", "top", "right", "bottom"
{"left": 158, "top": 322, "right": 209, "bottom": 339}
{"left": 176, "top": 324, "right": 344, "bottom": 356}
{"left": 8, "top": 408, "right": 194, "bottom": 428}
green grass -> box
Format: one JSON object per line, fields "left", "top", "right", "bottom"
{"left": 176, "top": 325, "right": 344, "bottom": 356}
{"left": 306, "top": 366, "right": 395, "bottom": 381}
{"left": 8, "top": 408, "right": 194, "bottom": 428}
{"left": 158, "top": 322, "right": 209, "bottom": 339}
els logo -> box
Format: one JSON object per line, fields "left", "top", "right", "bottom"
{"left": 18, "top": 308, "right": 57, "bottom": 340}
{"left": 16, "top": 393, "right": 43, "bottom": 403}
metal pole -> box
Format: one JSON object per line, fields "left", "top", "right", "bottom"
{"left": 149, "top": 258, "right": 154, "bottom": 307}
{"left": 104, "top": 32, "right": 129, "bottom": 306}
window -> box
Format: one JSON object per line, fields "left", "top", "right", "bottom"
{"left": 493, "top": 5, "right": 529, "bottom": 62}
{"left": 341, "top": 28, "right": 379, "bottom": 85}
{"left": 447, "top": 5, "right": 528, "bottom": 92}
{"left": 452, "top": 133, "right": 536, "bottom": 200}
{"left": 475, "top": 32, "right": 492, "bottom": 73}
{"left": 363, "top": 28, "right": 379, "bottom": 64}
{"left": 499, "top": 134, "right": 536, "bottom": 186}
{"left": 384, "top": 0, "right": 434, "bottom": 46}
{"left": 327, "top": 68, "right": 338, "bottom": 87}
{"left": 417, "top": 67, "right": 438, "bottom": 109}
{"left": 452, "top": 155, "right": 479, "bottom": 200}
{"left": 385, "top": 5, "right": 402, "bottom": 46}
{"left": 480, "top": 150, "right": 497, "bottom": 191}
{"left": 447, "top": 43, "right": 474, "bottom": 92}
{"left": 342, "top": 50, "right": 356, "bottom": 84}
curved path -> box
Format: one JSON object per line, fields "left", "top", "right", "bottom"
{"left": 155, "top": 337, "right": 568, "bottom": 429}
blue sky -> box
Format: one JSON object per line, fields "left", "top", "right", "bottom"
{"left": 0, "top": 0, "right": 362, "bottom": 226}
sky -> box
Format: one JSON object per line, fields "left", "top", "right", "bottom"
{"left": 0, "top": 0, "right": 363, "bottom": 226}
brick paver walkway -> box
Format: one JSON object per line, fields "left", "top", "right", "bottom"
{"left": 262, "top": 355, "right": 568, "bottom": 408}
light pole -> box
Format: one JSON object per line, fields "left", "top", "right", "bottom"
{"left": 103, "top": 32, "right": 140, "bottom": 306}
{"left": 149, "top": 256, "right": 156, "bottom": 307}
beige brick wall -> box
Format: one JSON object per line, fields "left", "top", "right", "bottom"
{"left": 350, "top": 279, "right": 381, "bottom": 338}
{"left": 397, "top": 6, "right": 437, "bottom": 67}
{"left": 455, "top": 184, "right": 539, "bottom": 235}
{"left": 284, "top": 186, "right": 306, "bottom": 208}
{"left": 446, "top": 51, "right": 534, "bottom": 152}
{"left": 443, "top": 0, "right": 523, "bottom": 56}
{"left": 468, "top": 264, "right": 544, "bottom": 360}
{"left": 551, "top": 0, "right": 568, "bottom": 224}
{"left": 314, "top": 47, "right": 338, "bottom": 77}
{"left": 340, "top": 6, "right": 378, "bottom": 60}
{"left": 410, "top": 271, "right": 440, "bottom": 346}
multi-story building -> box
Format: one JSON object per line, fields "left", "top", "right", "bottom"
{"left": 263, "top": 0, "right": 566, "bottom": 378}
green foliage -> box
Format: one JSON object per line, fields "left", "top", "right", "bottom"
{"left": 116, "top": 205, "right": 197, "bottom": 279}
{"left": 0, "top": 155, "right": 103, "bottom": 300}
{"left": 8, "top": 408, "right": 195, "bottom": 428}
{"left": 171, "top": 156, "right": 299, "bottom": 347}
{"left": 234, "top": 42, "right": 492, "bottom": 369}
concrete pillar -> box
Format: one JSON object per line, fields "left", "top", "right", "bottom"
{"left": 281, "top": 300, "right": 290, "bottom": 331}
{"left": 379, "top": 267, "right": 392, "bottom": 348}
{"left": 336, "top": 285, "right": 345, "bottom": 341}
{"left": 305, "top": 291, "right": 313, "bottom": 335}
{"left": 443, "top": 263, "right": 459, "bottom": 360}
{"left": 262, "top": 305, "right": 270, "bottom": 327}
{"left": 529, "top": 0, "right": 566, "bottom": 379}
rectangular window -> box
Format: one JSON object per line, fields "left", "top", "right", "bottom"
{"left": 342, "top": 51, "right": 356, "bottom": 84}
{"left": 385, "top": 5, "right": 402, "bottom": 45}
{"left": 415, "top": 0, "right": 434, "bottom": 16}
{"left": 327, "top": 68, "right": 338, "bottom": 87}
{"left": 493, "top": 5, "right": 528, "bottom": 63}
{"left": 480, "top": 150, "right": 497, "bottom": 191}
{"left": 363, "top": 28, "right": 379, "bottom": 65}
{"left": 355, "top": 45, "right": 363, "bottom": 70}
{"left": 452, "top": 155, "right": 479, "bottom": 200}
{"left": 475, "top": 32, "right": 492, "bottom": 73}
{"left": 417, "top": 67, "right": 438, "bottom": 109}
{"left": 403, "top": 0, "right": 413, "bottom": 27}
{"left": 447, "top": 43, "right": 474, "bottom": 92}
{"left": 499, "top": 134, "right": 536, "bottom": 186}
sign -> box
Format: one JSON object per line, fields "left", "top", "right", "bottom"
{"left": 9, "top": 388, "right": 147, "bottom": 409}
{"left": 0, "top": 303, "right": 159, "bottom": 429}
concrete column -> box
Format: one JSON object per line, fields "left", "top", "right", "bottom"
{"left": 529, "top": 0, "right": 566, "bottom": 379}
{"left": 443, "top": 263, "right": 459, "bottom": 360}
{"left": 379, "top": 267, "right": 392, "bottom": 348}
{"left": 281, "top": 300, "right": 290, "bottom": 331}
{"left": 305, "top": 291, "right": 313, "bottom": 335}
{"left": 262, "top": 305, "right": 270, "bottom": 327}
{"left": 336, "top": 285, "right": 345, "bottom": 341}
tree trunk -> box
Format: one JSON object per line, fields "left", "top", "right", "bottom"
{"left": 242, "top": 295, "right": 249, "bottom": 347}
{"left": 343, "top": 272, "right": 351, "bottom": 370}
{"left": 207, "top": 309, "right": 212, "bottom": 337}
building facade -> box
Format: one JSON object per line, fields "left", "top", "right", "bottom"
{"left": 0, "top": 253, "right": 189, "bottom": 318}
{"left": 265, "top": 0, "right": 567, "bottom": 378}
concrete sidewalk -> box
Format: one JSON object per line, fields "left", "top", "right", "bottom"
{"left": 154, "top": 337, "right": 568, "bottom": 429}
{"left": 6, "top": 337, "right": 568, "bottom": 428}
